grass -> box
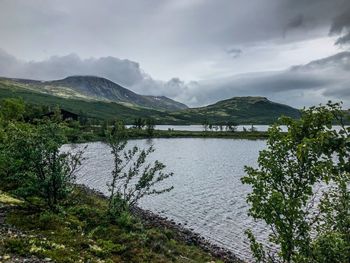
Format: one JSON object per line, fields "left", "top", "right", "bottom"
{"left": 0, "top": 187, "right": 222, "bottom": 263}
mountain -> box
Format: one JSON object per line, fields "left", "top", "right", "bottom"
{"left": 1, "top": 76, "right": 188, "bottom": 111}
{"left": 0, "top": 77, "right": 300, "bottom": 124}
{"left": 169, "top": 96, "right": 300, "bottom": 124}
{"left": 0, "top": 78, "right": 179, "bottom": 123}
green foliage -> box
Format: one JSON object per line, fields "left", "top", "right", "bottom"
{"left": 145, "top": 118, "right": 155, "bottom": 137}
{"left": 106, "top": 121, "right": 173, "bottom": 220}
{"left": 242, "top": 102, "right": 350, "bottom": 263}
{"left": 133, "top": 117, "right": 146, "bottom": 129}
{"left": 0, "top": 98, "right": 25, "bottom": 121}
{"left": 0, "top": 118, "right": 84, "bottom": 211}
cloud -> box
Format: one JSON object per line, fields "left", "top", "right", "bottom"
{"left": 330, "top": 8, "right": 350, "bottom": 45}
{"left": 283, "top": 14, "right": 304, "bottom": 37}
{"left": 0, "top": 49, "right": 144, "bottom": 87}
{"left": 1, "top": 49, "right": 350, "bottom": 108}
{"left": 226, "top": 48, "right": 242, "bottom": 58}
{"left": 0, "top": 49, "right": 192, "bottom": 104}
{"left": 186, "top": 52, "right": 350, "bottom": 108}
{"left": 0, "top": 0, "right": 349, "bottom": 81}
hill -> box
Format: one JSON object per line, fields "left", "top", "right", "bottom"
{"left": 0, "top": 76, "right": 188, "bottom": 111}
{"left": 0, "top": 77, "right": 300, "bottom": 124}
{"left": 0, "top": 79, "right": 180, "bottom": 123}
{"left": 169, "top": 96, "right": 301, "bottom": 124}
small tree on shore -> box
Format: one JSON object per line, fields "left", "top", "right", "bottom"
{"left": 242, "top": 102, "right": 350, "bottom": 263}
{"left": 202, "top": 119, "right": 209, "bottom": 132}
{"left": 107, "top": 121, "right": 173, "bottom": 219}
{"left": 1, "top": 121, "right": 84, "bottom": 211}
{"left": 133, "top": 118, "right": 145, "bottom": 130}
{"left": 226, "top": 122, "right": 238, "bottom": 132}
{"left": 145, "top": 118, "right": 155, "bottom": 137}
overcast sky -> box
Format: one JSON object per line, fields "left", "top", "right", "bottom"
{"left": 0, "top": 0, "right": 350, "bottom": 108}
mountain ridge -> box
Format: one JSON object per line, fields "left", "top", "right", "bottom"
{"left": 1, "top": 75, "right": 188, "bottom": 111}
{"left": 0, "top": 76, "right": 300, "bottom": 124}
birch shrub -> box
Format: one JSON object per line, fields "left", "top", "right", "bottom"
{"left": 106, "top": 121, "right": 173, "bottom": 220}
{"left": 242, "top": 102, "right": 350, "bottom": 263}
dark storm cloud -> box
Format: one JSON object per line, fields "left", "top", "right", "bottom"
{"left": 287, "top": 14, "right": 304, "bottom": 30}
{"left": 283, "top": 14, "right": 304, "bottom": 37}
{"left": 330, "top": 7, "right": 350, "bottom": 45}
{"left": 1, "top": 0, "right": 349, "bottom": 65}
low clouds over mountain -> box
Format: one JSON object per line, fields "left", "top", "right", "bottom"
{"left": 1, "top": 49, "right": 350, "bottom": 108}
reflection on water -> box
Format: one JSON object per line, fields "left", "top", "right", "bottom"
{"left": 62, "top": 138, "right": 268, "bottom": 261}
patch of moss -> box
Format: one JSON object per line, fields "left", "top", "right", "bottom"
{"left": 0, "top": 191, "right": 23, "bottom": 206}
{"left": 2, "top": 186, "right": 221, "bottom": 263}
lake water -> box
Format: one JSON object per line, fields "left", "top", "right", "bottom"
{"left": 62, "top": 138, "right": 269, "bottom": 261}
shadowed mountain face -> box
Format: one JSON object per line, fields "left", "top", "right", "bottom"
{"left": 46, "top": 76, "right": 188, "bottom": 111}
{"left": 4, "top": 75, "right": 188, "bottom": 111}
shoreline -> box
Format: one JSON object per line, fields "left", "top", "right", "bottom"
{"left": 73, "top": 130, "right": 270, "bottom": 144}
{"left": 77, "top": 184, "right": 245, "bottom": 263}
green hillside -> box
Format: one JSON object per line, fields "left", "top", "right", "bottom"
{"left": 0, "top": 77, "right": 301, "bottom": 124}
{"left": 1, "top": 76, "right": 188, "bottom": 111}
{"left": 0, "top": 80, "right": 180, "bottom": 123}
{"left": 170, "top": 96, "right": 301, "bottom": 124}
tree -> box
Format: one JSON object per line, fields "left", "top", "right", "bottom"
{"left": 226, "top": 122, "right": 238, "bottom": 132}
{"left": 30, "top": 123, "right": 84, "bottom": 210}
{"left": 133, "top": 118, "right": 145, "bottom": 129}
{"left": 242, "top": 102, "right": 350, "bottom": 263}
{"left": 0, "top": 98, "right": 25, "bottom": 121}
{"left": 0, "top": 121, "right": 84, "bottom": 211}
{"left": 249, "top": 124, "right": 257, "bottom": 132}
{"left": 145, "top": 118, "right": 155, "bottom": 137}
{"left": 99, "top": 120, "right": 109, "bottom": 137}
{"left": 202, "top": 119, "right": 209, "bottom": 132}
{"left": 106, "top": 121, "right": 173, "bottom": 219}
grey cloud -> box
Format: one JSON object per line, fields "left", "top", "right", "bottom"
{"left": 0, "top": 49, "right": 144, "bottom": 87}
{"left": 287, "top": 14, "right": 304, "bottom": 29}
{"left": 1, "top": 0, "right": 349, "bottom": 71}
{"left": 1, "top": 49, "right": 350, "bottom": 108}
{"left": 335, "top": 33, "right": 350, "bottom": 45}
{"left": 330, "top": 8, "right": 350, "bottom": 45}
{"left": 291, "top": 52, "right": 350, "bottom": 71}
{"left": 226, "top": 48, "right": 242, "bottom": 58}
{"left": 0, "top": 49, "right": 191, "bottom": 102}
{"left": 186, "top": 52, "right": 350, "bottom": 108}
{"left": 283, "top": 14, "right": 304, "bottom": 37}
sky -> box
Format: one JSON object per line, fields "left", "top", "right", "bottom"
{"left": 0, "top": 0, "right": 350, "bottom": 108}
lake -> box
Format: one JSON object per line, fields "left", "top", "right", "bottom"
{"left": 62, "top": 138, "right": 270, "bottom": 261}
